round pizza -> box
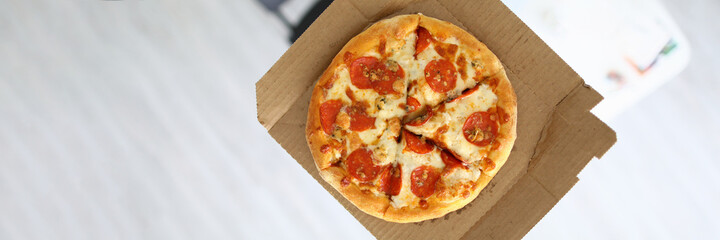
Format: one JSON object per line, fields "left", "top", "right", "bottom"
{"left": 305, "top": 14, "right": 517, "bottom": 223}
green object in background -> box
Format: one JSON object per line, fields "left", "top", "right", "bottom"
{"left": 661, "top": 39, "right": 678, "bottom": 55}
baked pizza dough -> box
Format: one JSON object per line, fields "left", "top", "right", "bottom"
{"left": 305, "top": 14, "right": 517, "bottom": 223}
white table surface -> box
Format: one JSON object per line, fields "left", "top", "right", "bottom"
{"left": 1, "top": 0, "right": 718, "bottom": 239}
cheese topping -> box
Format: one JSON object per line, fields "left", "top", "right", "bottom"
{"left": 325, "top": 68, "right": 352, "bottom": 103}
{"left": 391, "top": 141, "right": 445, "bottom": 208}
{"left": 410, "top": 37, "right": 481, "bottom": 107}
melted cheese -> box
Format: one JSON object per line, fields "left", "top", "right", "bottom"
{"left": 389, "top": 33, "right": 420, "bottom": 81}
{"left": 325, "top": 68, "right": 352, "bottom": 103}
{"left": 411, "top": 37, "right": 481, "bottom": 107}
{"left": 371, "top": 124, "right": 399, "bottom": 166}
{"left": 391, "top": 141, "right": 445, "bottom": 208}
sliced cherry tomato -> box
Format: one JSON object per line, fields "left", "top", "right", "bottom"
{"left": 462, "top": 111, "right": 499, "bottom": 147}
{"left": 319, "top": 100, "right": 343, "bottom": 134}
{"left": 346, "top": 148, "right": 381, "bottom": 182}
{"left": 411, "top": 165, "right": 440, "bottom": 198}
{"left": 403, "top": 130, "right": 434, "bottom": 154}
{"left": 424, "top": 59, "right": 457, "bottom": 93}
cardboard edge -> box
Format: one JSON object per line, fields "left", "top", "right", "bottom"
{"left": 256, "top": 0, "right": 370, "bottom": 131}
{"left": 460, "top": 83, "right": 616, "bottom": 239}
{"left": 459, "top": 173, "right": 571, "bottom": 240}
{"left": 531, "top": 83, "right": 617, "bottom": 163}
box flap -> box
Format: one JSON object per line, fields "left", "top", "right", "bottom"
{"left": 256, "top": 0, "right": 616, "bottom": 239}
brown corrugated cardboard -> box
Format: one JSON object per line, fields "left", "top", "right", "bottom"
{"left": 255, "top": 0, "right": 616, "bottom": 239}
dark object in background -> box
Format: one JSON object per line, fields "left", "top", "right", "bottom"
{"left": 256, "top": 0, "right": 287, "bottom": 12}
{"left": 257, "top": 0, "right": 333, "bottom": 43}
{"left": 289, "top": 0, "right": 333, "bottom": 42}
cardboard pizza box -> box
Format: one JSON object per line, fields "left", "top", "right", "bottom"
{"left": 255, "top": 0, "right": 617, "bottom": 238}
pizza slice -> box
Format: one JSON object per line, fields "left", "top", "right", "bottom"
{"left": 404, "top": 71, "right": 516, "bottom": 176}
{"left": 313, "top": 23, "right": 418, "bottom": 169}
{"left": 405, "top": 18, "right": 504, "bottom": 120}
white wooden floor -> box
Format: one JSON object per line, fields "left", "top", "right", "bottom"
{"left": 0, "top": 0, "right": 717, "bottom": 239}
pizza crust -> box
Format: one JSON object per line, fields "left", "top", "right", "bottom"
{"left": 483, "top": 69, "right": 517, "bottom": 177}
{"left": 306, "top": 14, "right": 517, "bottom": 223}
{"left": 319, "top": 166, "right": 391, "bottom": 219}
{"left": 384, "top": 174, "right": 494, "bottom": 223}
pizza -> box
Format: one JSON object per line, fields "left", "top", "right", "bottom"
{"left": 305, "top": 14, "right": 517, "bottom": 223}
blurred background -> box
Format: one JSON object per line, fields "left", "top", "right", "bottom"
{"left": 1, "top": 0, "right": 718, "bottom": 239}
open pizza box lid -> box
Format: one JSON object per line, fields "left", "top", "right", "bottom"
{"left": 255, "top": 0, "right": 617, "bottom": 238}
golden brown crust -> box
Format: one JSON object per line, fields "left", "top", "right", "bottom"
{"left": 319, "top": 166, "right": 390, "bottom": 219}
{"left": 419, "top": 15, "right": 504, "bottom": 78}
{"left": 384, "top": 174, "right": 494, "bottom": 223}
{"left": 485, "top": 69, "right": 517, "bottom": 177}
{"left": 306, "top": 14, "right": 517, "bottom": 223}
